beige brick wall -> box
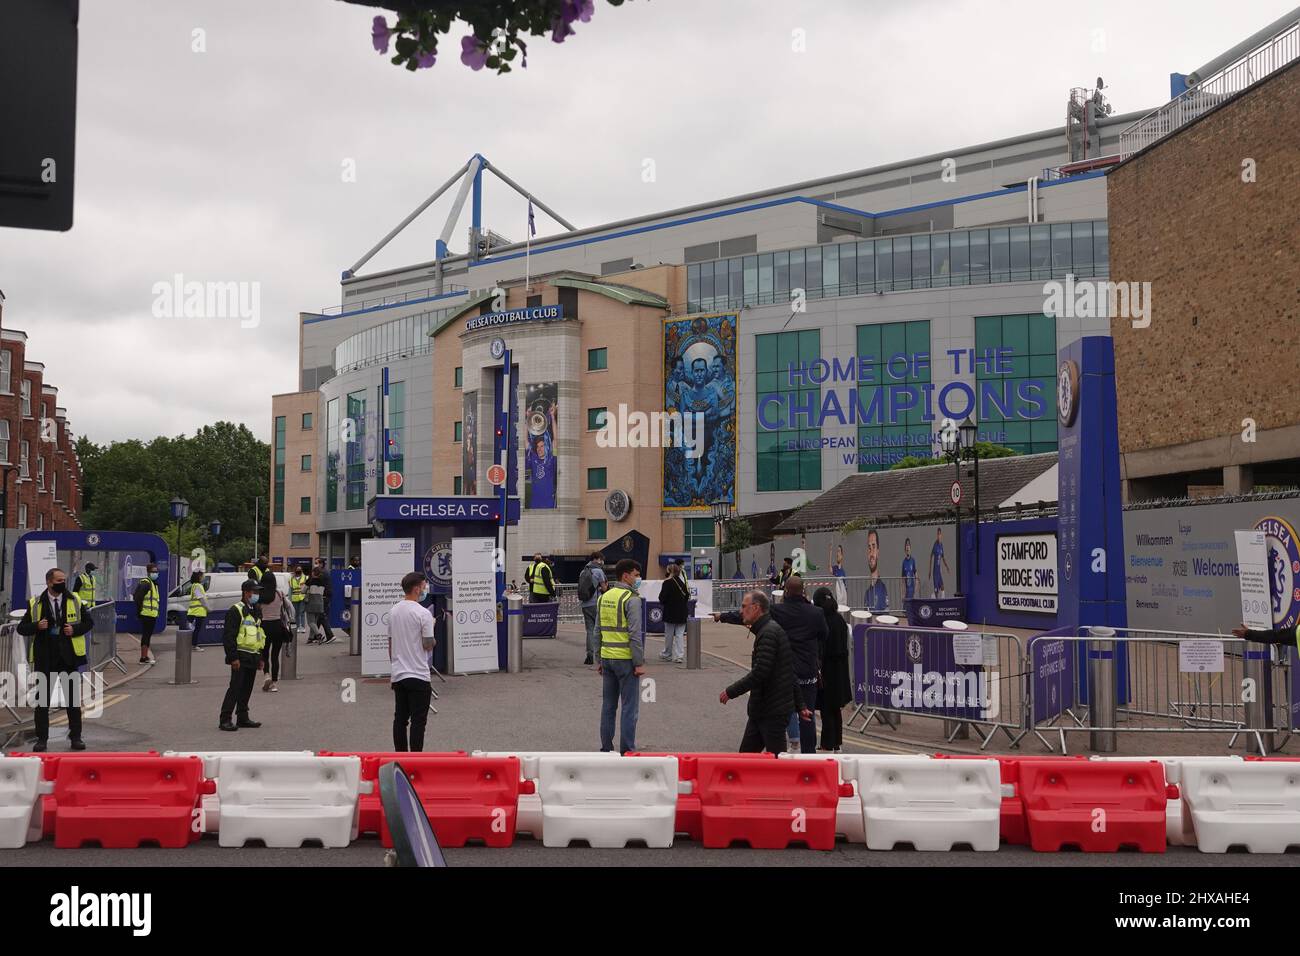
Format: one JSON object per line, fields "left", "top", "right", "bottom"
{"left": 270, "top": 391, "right": 320, "bottom": 564}
{"left": 1109, "top": 61, "right": 1300, "bottom": 456}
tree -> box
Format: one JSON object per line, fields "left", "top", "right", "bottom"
{"left": 889, "top": 441, "right": 1020, "bottom": 471}
{"left": 348, "top": 0, "right": 636, "bottom": 73}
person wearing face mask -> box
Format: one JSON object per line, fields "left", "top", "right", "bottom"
{"left": 219, "top": 580, "right": 266, "bottom": 732}
{"left": 388, "top": 572, "right": 436, "bottom": 751}
{"left": 132, "top": 563, "right": 162, "bottom": 665}
{"left": 596, "top": 559, "right": 645, "bottom": 754}
{"left": 17, "top": 567, "right": 95, "bottom": 751}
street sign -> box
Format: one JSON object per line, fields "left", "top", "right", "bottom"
{"left": 950, "top": 481, "right": 963, "bottom": 505}
{"left": 385, "top": 471, "right": 404, "bottom": 490}
{"left": 486, "top": 463, "right": 506, "bottom": 486}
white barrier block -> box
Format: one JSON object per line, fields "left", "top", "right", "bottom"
{"left": 858, "top": 757, "right": 1001, "bottom": 851}
{"left": 216, "top": 754, "right": 362, "bottom": 848}
{"left": 0, "top": 756, "right": 50, "bottom": 849}
{"left": 537, "top": 755, "right": 677, "bottom": 849}
{"left": 165, "top": 750, "right": 315, "bottom": 834}
{"left": 779, "top": 754, "right": 932, "bottom": 844}
{"left": 1091, "top": 755, "right": 1243, "bottom": 847}
{"left": 473, "top": 750, "right": 619, "bottom": 781}
{"left": 1180, "top": 759, "right": 1300, "bottom": 854}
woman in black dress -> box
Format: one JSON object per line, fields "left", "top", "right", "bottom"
{"left": 812, "top": 586, "right": 853, "bottom": 752}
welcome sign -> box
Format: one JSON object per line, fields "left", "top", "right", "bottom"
{"left": 996, "top": 532, "right": 1058, "bottom": 614}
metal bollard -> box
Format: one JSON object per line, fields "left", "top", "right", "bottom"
{"left": 169, "top": 623, "right": 196, "bottom": 686}
{"left": 1087, "top": 627, "right": 1118, "bottom": 753}
{"left": 686, "top": 617, "right": 701, "bottom": 669}
{"left": 348, "top": 585, "right": 361, "bottom": 657}
{"left": 1243, "top": 649, "right": 1272, "bottom": 755}
{"left": 445, "top": 597, "right": 455, "bottom": 673}
{"left": 507, "top": 593, "right": 523, "bottom": 673}
{"left": 281, "top": 623, "right": 298, "bottom": 681}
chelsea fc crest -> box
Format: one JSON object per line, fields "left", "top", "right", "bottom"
{"left": 919, "top": 604, "right": 933, "bottom": 621}
{"left": 424, "top": 541, "right": 453, "bottom": 588}
{"left": 1057, "top": 360, "right": 1080, "bottom": 427}
{"left": 906, "top": 635, "right": 923, "bottom": 663}
{"left": 1255, "top": 516, "right": 1300, "bottom": 630}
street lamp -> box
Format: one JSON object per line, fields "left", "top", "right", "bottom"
{"left": 710, "top": 500, "right": 734, "bottom": 579}
{"left": 959, "top": 417, "right": 982, "bottom": 575}
{"left": 0, "top": 465, "right": 17, "bottom": 592}
{"left": 170, "top": 496, "right": 190, "bottom": 585}
{"left": 940, "top": 425, "right": 964, "bottom": 596}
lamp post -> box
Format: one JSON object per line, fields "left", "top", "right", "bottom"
{"left": 170, "top": 496, "right": 190, "bottom": 586}
{"left": 959, "top": 417, "right": 980, "bottom": 575}
{"left": 253, "top": 496, "right": 263, "bottom": 562}
{"left": 207, "top": 519, "right": 221, "bottom": 571}
{"left": 0, "top": 464, "right": 17, "bottom": 593}
{"left": 710, "top": 500, "right": 734, "bottom": 579}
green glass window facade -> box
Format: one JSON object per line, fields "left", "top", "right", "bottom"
{"left": 454, "top": 475, "right": 462, "bottom": 495}
{"left": 300, "top": 496, "right": 311, "bottom": 514}
{"left": 588, "top": 348, "right": 608, "bottom": 371}
{"left": 587, "top": 407, "right": 608, "bottom": 431}
{"left": 683, "top": 517, "right": 715, "bottom": 549}
{"left": 273, "top": 416, "right": 286, "bottom": 524}
{"left": 974, "top": 313, "right": 1059, "bottom": 454}
{"left": 301, "top": 412, "right": 312, "bottom": 430}
{"left": 588, "top": 519, "right": 607, "bottom": 541}
{"left": 386, "top": 380, "right": 405, "bottom": 493}
{"left": 345, "top": 389, "right": 366, "bottom": 510}
{"left": 856, "top": 321, "right": 932, "bottom": 472}
{"left": 454, "top": 421, "right": 462, "bottom": 442}
{"left": 454, "top": 366, "right": 462, "bottom": 388}
{"left": 587, "top": 467, "right": 607, "bottom": 490}
{"left": 301, "top": 454, "right": 311, "bottom": 471}
{"left": 756, "top": 329, "right": 821, "bottom": 493}
{"left": 325, "top": 398, "right": 339, "bottom": 513}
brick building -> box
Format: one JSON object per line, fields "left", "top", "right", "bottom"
{"left": 1109, "top": 58, "right": 1300, "bottom": 500}
{"left": 0, "top": 290, "right": 84, "bottom": 533}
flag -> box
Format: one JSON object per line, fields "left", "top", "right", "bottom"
{"left": 527, "top": 199, "right": 536, "bottom": 238}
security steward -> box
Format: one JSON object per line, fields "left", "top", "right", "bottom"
{"left": 249, "top": 553, "right": 269, "bottom": 583}
{"left": 74, "top": 562, "right": 97, "bottom": 605}
{"left": 219, "top": 580, "right": 266, "bottom": 732}
{"left": 596, "top": 559, "right": 645, "bottom": 754}
{"left": 524, "top": 553, "right": 555, "bottom": 604}
{"left": 132, "top": 563, "right": 161, "bottom": 665}
{"left": 16, "top": 567, "right": 94, "bottom": 752}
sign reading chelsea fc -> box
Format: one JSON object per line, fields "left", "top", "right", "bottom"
{"left": 465, "top": 304, "right": 563, "bottom": 332}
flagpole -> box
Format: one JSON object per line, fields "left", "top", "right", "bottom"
{"left": 525, "top": 195, "right": 532, "bottom": 290}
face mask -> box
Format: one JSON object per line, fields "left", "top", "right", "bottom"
{"left": 149, "top": 572, "right": 159, "bottom": 581}
{"left": 51, "top": 583, "right": 65, "bottom": 594}
{"left": 247, "top": 595, "right": 259, "bottom": 605}
{"left": 631, "top": 577, "right": 642, "bottom": 591}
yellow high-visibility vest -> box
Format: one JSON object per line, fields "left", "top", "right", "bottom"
{"left": 188, "top": 583, "right": 208, "bottom": 618}
{"left": 235, "top": 605, "right": 266, "bottom": 653}
{"left": 139, "top": 579, "right": 159, "bottom": 618}
{"left": 598, "top": 587, "right": 633, "bottom": 660}
{"left": 74, "top": 572, "right": 96, "bottom": 605}
{"left": 527, "top": 560, "right": 551, "bottom": 596}
{"left": 289, "top": 575, "right": 306, "bottom": 603}
{"left": 250, "top": 566, "right": 263, "bottom": 581}
{"left": 27, "top": 593, "right": 85, "bottom": 664}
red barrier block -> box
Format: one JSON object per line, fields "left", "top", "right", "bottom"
{"left": 1018, "top": 759, "right": 1170, "bottom": 853}
{"left": 694, "top": 756, "right": 840, "bottom": 850}
{"left": 370, "top": 755, "right": 521, "bottom": 848}
{"left": 934, "top": 754, "right": 1087, "bottom": 846}
{"left": 628, "top": 752, "right": 775, "bottom": 841}
{"left": 52, "top": 756, "right": 211, "bottom": 849}
{"left": 318, "top": 751, "right": 467, "bottom": 836}
{"left": 9, "top": 751, "right": 162, "bottom": 840}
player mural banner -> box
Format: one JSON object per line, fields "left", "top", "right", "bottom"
{"left": 524, "top": 382, "right": 558, "bottom": 509}
{"left": 663, "top": 313, "right": 737, "bottom": 509}
{"left": 461, "top": 390, "right": 478, "bottom": 496}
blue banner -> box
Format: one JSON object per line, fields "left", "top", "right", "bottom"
{"left": 522, "top": 602, "right": 558, "bottom": 638}
{"left": 905, "top": 597, "right": 967, "bottom": 627}
{"left": 1028, "top": 632, "right": 1075, "bottom": 724}
{"left": 663, "top": 313, "right": 737, "bottom": 509}
{"left": 852, "top": 624, "right": 986, "bottom": 721}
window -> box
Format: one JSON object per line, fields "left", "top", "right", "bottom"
{"left": 51, "top": 470, "right": 57, "bottom": 499}
{"left": 326, "top": 397, "right": 340, "bottom": 513}
{"left": 37, "top": 457, "right": 44, "bottom": 489}
{"left": 17, "top": 503, "right": 26, "bottom": 529}
{"left": 0, "top": 420, "right": 8, "bottom": 463}
{"left": 20, "top": 440, "right": 29, "bottom": 478}
{"left": 755, "top": 329, "right": 821, "bottom": 492}
{"left": 0, "top": 351, "right": 9, "bottom": 393}
{"left": 587, "top": 407, "right": 608, "bottom": 431}
{"left": 587, "top": 467, "right": 607, "bottom": 491}
{"left": 274, "top": 415, "right": 286, "bottom": 523}
{"left": 21, "top": 380, "right": 31, "bottom": 417}
{"left": 588, "top": 518, "right": 607, "bottom": 541}
{"left": 386, "top": 380, "right": 405, "bottom": 493}
{"left": 683, "top": 517, "right": 715, "bottom": 550}
{"left": 857, "top": 321, "right": 933, "bottom": 472}
{"left": 345, "top": 389, "right": 366, "bottom": 510}
{"left": 454, "top": 421, "right": 462, "bottom": 442}
{"left": 587, "top": 348, "right": 608, "bottom": 371}
{"left": 301, "top": 412, "right": 313, "bottom": 430}
{"left": 300, "top": 496, "right": 311, "bottom": 514}
{"left": 454, "top": 475, "right": 463, "bottom": 495}
{"left": 454, "top": 366, "right": 463, "bottom": 388}
{"left": 37, "top": 512, "right": 43, "bottom": 530}
{"left": 301, "top": 454, "right": 312, "bottom": 471}
{"left": 290, "top": 533, "right": 311, "bottom": 549}
{"left": 526, "top": 294, "right": 542, "bottom": 308}
{"left": 974, "top": 313, "right": 1059, "bottom": 455}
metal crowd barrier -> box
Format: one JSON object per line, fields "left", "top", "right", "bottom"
{"left": 1, "top": 621, "right": 20, "bottom": 725}
{"left": 553, "top": 584, "right": 582, "bottom": 624}
{"left": 86, "top": 601, "right": 126, "bottom": 674}
{"left": 846, "top": 625, "right": 1028, "bottom": 750}
{"left": 1029, "top": 629, "right": 1287, "bottom": 754}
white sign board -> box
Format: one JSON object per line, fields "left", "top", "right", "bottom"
{"left": 996, "top": 533, "right": 1058, "bottom": 614}
{"left": 360, "top": 537, "right": 416, "bottom": 677}
{"left": 1179, "top": 639, "right": 1225, "bottom": 674}
{"left": 451, "top": 537, "right": 499, "bottom": 674}
{"left": 25, "top": 540, "right": 58, "bottom": 602}
{"left": 952, "top": 633, "right": 982, "bottom": 666}
{"left": 688, "top": 579, "right": 713, "bottom": 618}
{"left": 1234, "top": 530, "right": 1273, "bottom": 631}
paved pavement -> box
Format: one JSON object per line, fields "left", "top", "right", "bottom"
{"left": 4, "top": 622, "right": 1293, "bottom": 866}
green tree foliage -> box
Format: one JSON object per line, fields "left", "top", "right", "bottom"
{"left": 888, "top": 442, "right": 1020, "bottom": 471}
{"left": 719, "top": 517, "right": 752, "bottom": 555}
{"left": 77, "top": 423, "right": 269, "bottom": 557}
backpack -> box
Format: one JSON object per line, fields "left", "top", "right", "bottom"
{"left": 577, "top": 567, "right": 596, "bottom": 603}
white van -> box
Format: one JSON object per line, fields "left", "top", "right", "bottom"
{"left": 166, "top": 572, "right": 252, "bottom": 626}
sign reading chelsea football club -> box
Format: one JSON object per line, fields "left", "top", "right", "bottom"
{"left": 465, "top": 304, "right": 563, "bottom": 332}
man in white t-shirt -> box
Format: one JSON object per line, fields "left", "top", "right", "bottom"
{"left": 389, "top": 571, "right": 436, "bottom": 752}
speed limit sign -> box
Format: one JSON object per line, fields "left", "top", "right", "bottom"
{"left": 950, "top": 481, "right": 963, "bottom": 505}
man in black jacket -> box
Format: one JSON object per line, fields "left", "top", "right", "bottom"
{"left": 1232, "top": 620, "right": 1298, "bottom": 650}
{"left": 219, "top": 580, "right": 266, "bottom": 732}
{"left": 17, "top": 567, "right": 95, "bottom": 751}
{"left": 716, "top": 575, "right": 826, "bottom": 752}
{"left": 718, "top": 590, "right": 810, "bottom": 753}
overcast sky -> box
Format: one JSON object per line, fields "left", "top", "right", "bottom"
{"left": 0, "top": 0, "right": 1293, "bottom": 445}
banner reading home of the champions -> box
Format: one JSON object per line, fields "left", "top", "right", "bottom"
{"left": 663, "top": 313, "right": 737, "bottom": 508}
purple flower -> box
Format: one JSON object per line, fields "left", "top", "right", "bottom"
{"left": 460, "top": 35, "right": 489, "bottom": 70}
{"left": 550, "top": 18, "right": 575, "bottom": 43}
{"left": 551, "top": 0, "right": 594, "bottom": 43}
{"left": 371, "top": 16, "right": 393, "bottom": 54}
{"left": 416, "top": 47, "right": 437, "bottom": 69}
